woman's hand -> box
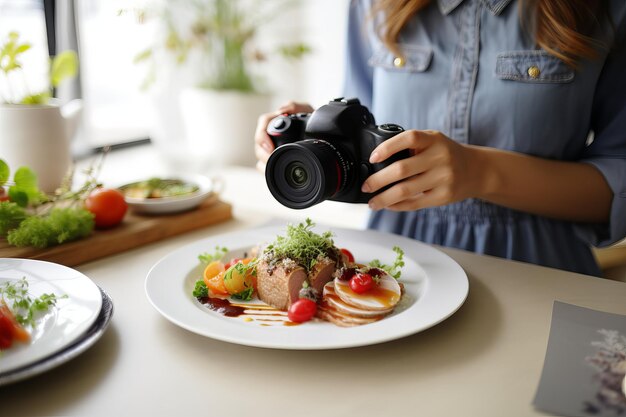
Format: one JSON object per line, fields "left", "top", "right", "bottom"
{"left": 361, "top": 130, "right": 485, "bottom": 211}
{"left": 361, "top": 129, "right": 611, "bottom": 222}
{"left": 254, "top": 101, "right": 314, "bottom": 172}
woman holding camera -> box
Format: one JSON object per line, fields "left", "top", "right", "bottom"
{"left": 254, "top": 0, "right": 626, "bottom": 276}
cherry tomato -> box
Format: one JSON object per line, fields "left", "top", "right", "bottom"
{"left": 85, "top": 188, "right": 128, "bottom": 229}
{"left": 340, "top": 248, "right": 355, "bottom": 263}
{"left": 350, "top": 272, "right": 374, "bottom": 293}
{"left": 287, "top": 298, "right": 317, "bottom": 323}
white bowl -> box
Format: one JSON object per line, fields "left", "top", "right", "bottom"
{"left": 118, "top": 174, "right": 220, "bottom": 215}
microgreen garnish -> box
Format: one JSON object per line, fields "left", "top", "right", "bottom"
{"left": 0, "top": 277, "right": 67, "bottom": 327}
{"left": 198, "top": 246, "right": 228, "bottom": 264}
{"left": 369, "top": 246, "right": 405, "bottom": 279}
{"left": 263, "top": 218, "right": 337, "bottom": 271}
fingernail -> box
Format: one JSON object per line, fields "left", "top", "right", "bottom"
{"left": 361, "top": 182, "right": 371, "bottom": 193}
{"left": 369, "top": 152, "right": 380, "bottom": 163}
{"left": 368, "top": 200, "right": 380, "bottom": 211}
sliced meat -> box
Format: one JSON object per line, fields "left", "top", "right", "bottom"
{"left": 316, "top": 301, "right": 387, "bottom": 327}
{"left": 308, "top": 257, "right": 336, "bottom": 295}
{"left": 256, "top": 258, "right": 306, "bottom": 310}
{"left": 322, "top": 282, "right": 394, "bottom": 317}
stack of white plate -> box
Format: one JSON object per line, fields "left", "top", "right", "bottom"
{"left": 0, "top": 258, "right": 113, "bottom": 386}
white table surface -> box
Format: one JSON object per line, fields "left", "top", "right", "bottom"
{"left": 1, "top": 144, "right": 625, "bottom": 417}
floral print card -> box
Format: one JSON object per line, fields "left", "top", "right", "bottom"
{"left": 534, "top": 301, "right": 626, "bottom": 416}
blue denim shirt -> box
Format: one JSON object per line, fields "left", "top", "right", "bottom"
{"left": 343, "top": 0, "right": 626, "bottom": 275}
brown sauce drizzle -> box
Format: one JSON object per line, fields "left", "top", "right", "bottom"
{"left": 197, "top": 296, "right": 298, "bottom": 325}
{"left": 198, "top": 296, "right": 246, "bottom": 317}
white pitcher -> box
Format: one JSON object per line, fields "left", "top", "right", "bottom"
{"left": 0, "top": 99, "right": 82, "bottom": 194}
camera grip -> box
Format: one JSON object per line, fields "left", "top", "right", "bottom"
{"left": 266, "top": 113, "right": 310, "bottom": 148}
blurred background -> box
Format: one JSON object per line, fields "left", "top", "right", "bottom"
{"left": 0, "top": 0, "right": 350, "bottom": 169}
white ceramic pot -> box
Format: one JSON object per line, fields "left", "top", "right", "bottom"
{"left": 179, "top": 89, "right": 271, "bottom": 167}
{"left": 0, "top": 99, "right": 82, "bottom": 193}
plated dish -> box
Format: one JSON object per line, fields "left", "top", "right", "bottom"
{"left": 0, "top": 258, "right": 103, "bottom": 374}
{"left": 145, "top": 225, "right": 469, "bottom": 350}
{"left": 118, "top": 174, "right": 219, "bottom": 214}
{"left": 0, "top": 286, "right": 113, "bottom": 386}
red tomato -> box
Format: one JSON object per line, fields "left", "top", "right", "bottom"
{"left": 350, "top": 272, "right": 374, "bottom": 293}
{"left": 340, "top": 248, "right": 355, "bottom": 263}
{"left": 287, "top": 299, "right": 317, "bottom": 323}
{"left": 85, "top": 188, "right": 128, "bottom": 229}
{"left": 0, "top": 314, "right": 14, "bottom": 349}
{"left": 0, "top": 304, "right": 29, "bottom": 349}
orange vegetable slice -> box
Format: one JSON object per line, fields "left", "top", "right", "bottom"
{"left": 203, "top": 261, "right": 227, "bottom": 296}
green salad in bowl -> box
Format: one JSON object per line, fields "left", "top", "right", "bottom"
{"left": 118, "top": 175, "right": 217, "bottom": 214}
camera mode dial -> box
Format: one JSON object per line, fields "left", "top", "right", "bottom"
{"left": 379, "top": 123, "right": 404, "bottom": 133}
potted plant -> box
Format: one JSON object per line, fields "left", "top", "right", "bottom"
{"left": 131, "top": 0, "right": 309, "bottom": 167}
{"left": 0, "top": 31, "right": 82, "bottom": 193}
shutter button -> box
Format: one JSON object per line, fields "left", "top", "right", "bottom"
{"left": 393, "top": 57, "right": 405, "bottom": 68}
{"left": 527, "top": 65, "right": 541, "bottom": 79}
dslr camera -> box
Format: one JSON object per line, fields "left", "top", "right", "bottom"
{"left": 265, "top": 97, "right": 408, "bottom": 209}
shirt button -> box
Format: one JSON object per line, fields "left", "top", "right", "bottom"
{"left": 393, "top": 57, "right": 405, "bottom": 68}
{"left": 527, "top": 65, "right": 541, "bottom": 79}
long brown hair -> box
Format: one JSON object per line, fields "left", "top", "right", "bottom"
{"left": 371, "top": 0, "right": 608, "bottom": 67}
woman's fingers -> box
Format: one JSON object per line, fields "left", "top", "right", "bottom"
{"left": 254, "top": 101, "right": 314, "bottom": 165}
{"left": 367, "top": 166, "right": 450, "bottom": 210}
{"left": 369, "top": 130, "right": 436, "bottom": 163}
{"left": 277, "top": 101, "right": 315, "bottom": 114}
{"left": 362, "top": 142, "right": 441, "bottom": 193}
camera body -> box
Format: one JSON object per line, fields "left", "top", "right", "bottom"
{"left": 265, "top": 97, "right": 408, "bottom": 209}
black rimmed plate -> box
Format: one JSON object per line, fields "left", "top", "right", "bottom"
{"left": 0, "top": 286, "right": 114, "bottom": 386}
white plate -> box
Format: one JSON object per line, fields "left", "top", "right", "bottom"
{"left": 0, "top": 259, "right": 103, "bottom": 373}
{"left": 145, "top": 225, "right": 469, "bottom": 350}
{"left": 119, "top": 174, "right": 219, "bottom": 214}
{"left": 0, "top": 286, "right": 114, "bottom": 386}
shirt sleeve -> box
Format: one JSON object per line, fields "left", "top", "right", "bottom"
{"left": 342, "top": 0, "right": 374, "bottom": 109}
{"left": 576, "top": 4, "right": 626, "bottom": 247}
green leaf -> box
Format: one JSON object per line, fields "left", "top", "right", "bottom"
{"left": 20, "top": 92, "right": 50, "bottom": 105}
{"left": 0, "top": 159, "right": 9, "bottom": 185}
{"left": 8, "top": 166, "right": 43, "bottom": 206}
{"left": 50, "top": 50, "right": 78, "bottom": 87}
{"left": 133, "top": 48, "right": 152, "bottom": 64}
{"left": 7, "top": 190, "right": 28, "bottom": 207}
{"left": 277, "top": 43, "right": 311, "bottom": 59}
{"left": 231, "top": 287, "right": 254, "bottom": 301}
{"left": 198, "top": 246, "right": 228, "bottom": 264}
{"left": 192, "top": 280, "right": 208, "bottom": 298}
{"left": 16, "top": 44, "right": 31, "bottom": 54}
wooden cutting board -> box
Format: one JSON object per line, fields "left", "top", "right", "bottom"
{"left": 0, "top": 197, "right": 233, "bottom": 267}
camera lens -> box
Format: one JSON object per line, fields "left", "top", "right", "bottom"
{"left": 285, "top": 162, "right": 309, "bottom": 188}
{"left": 265, "top": 139, "right": 352, "bottom": 209}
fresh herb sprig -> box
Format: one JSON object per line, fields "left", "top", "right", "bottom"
{"left": 369, "top": 246, "right": 405, "bottom": 279}
{"left": 0, "top": 277, "right": 67, "bottom": 327}
{"left": 263, "top": 218, "right": 336, "bottom": 271}
{"left": 6, "top": 207, "right": 94, "bottom": 248}
{"left": 192, "top": 280, "right": 208, "bottom": 298}
{"left": 198, "top": 246, "right": 228, "bottom": 264}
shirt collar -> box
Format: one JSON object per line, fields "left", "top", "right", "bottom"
{"left": 437, "top": 0, "right": 514, "bottom": 16}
